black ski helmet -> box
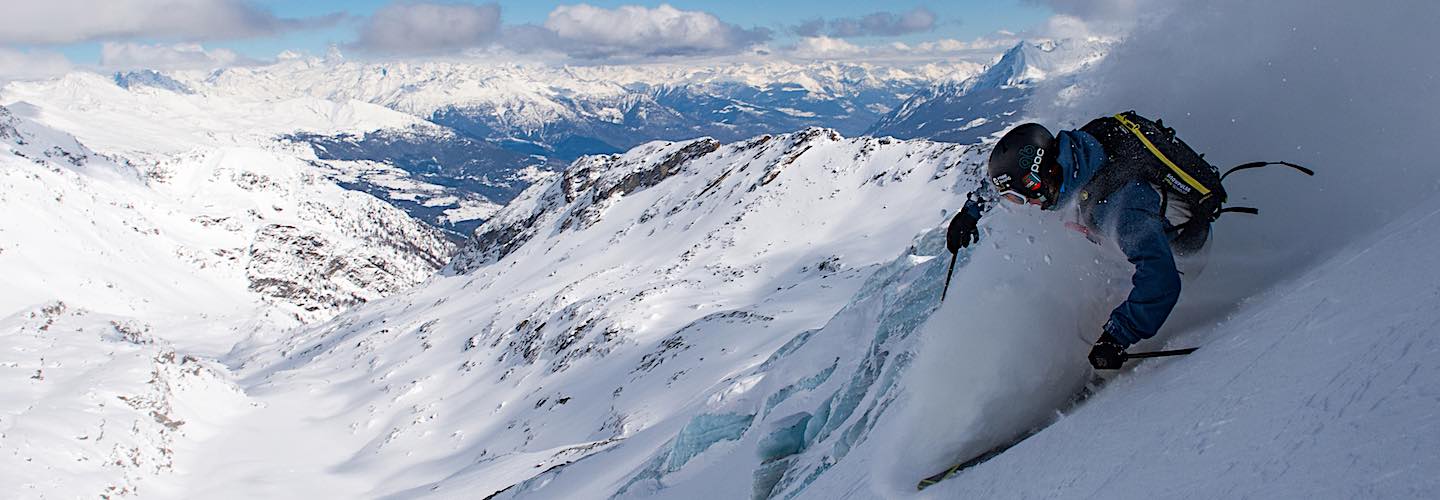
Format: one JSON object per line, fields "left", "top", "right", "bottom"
{"left": 987, "top": 123, "right": 1061, "bottom": 208}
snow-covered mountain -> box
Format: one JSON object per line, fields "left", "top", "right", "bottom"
{"left": 868, "top": 39, "right": 1110, "bottom": 144}
{"left": 191, "top": 58, "right": 985, "bottom": 148}
{"left": 82, "top": 58, "right": 988, "bottom": 237}
{"left": 155, "top": 128, "right": 988, "bottom": 499}
{"left": 105, "top": 120, "right": 1436, "bottom": 500}
{"left": 6, "top": 1, "right": 1438, "bottom": 497}
{"left": 0, "top": 93, "right": 463, "bottom": 494}
{"left": 173, "top": 58, "right": 982, "bottom": 231}
{"left": 0, "top": 98, "right": 446, "bottom": 324}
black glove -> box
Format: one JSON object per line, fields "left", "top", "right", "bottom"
{"left": 946, "top": 200, "right": 982, "bottom": 253}
{"left": 1088, "top": 332, "right": 1128, "bottom": 370}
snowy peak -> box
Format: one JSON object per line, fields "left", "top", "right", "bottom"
{"left": 966, "top": 40, "right": 1050, "bottom": 91}
{"left": 452, "top": 127, "right": 856, "bottom": 272}
{"left": 965, "top": 39, "right": 1108, "bottom": 92}
{"left": 866, "top": 38, "right": 1111, "bottom": 144}
{"left": 114, "top": 70, "right": 195, "bottom": 95}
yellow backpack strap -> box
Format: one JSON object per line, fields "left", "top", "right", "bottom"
{"left": 1112, "top": 113, "right": 1211, "bottom": 198}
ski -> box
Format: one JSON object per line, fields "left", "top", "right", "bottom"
{"left": 916, "top": 380, "right": 1103, "bottom": 491}
{"left": 916, "top": 347, "right": 1198, "bottom": 490}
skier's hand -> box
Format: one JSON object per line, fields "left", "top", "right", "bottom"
{"left": 1088, "top": 332, "right": 1127, "bottom": 370}
{"left": 946, "top": 212, "right": 978, "bottom": 253}
{"left": 946, "top": 198, "right": 983, "bottom": 253}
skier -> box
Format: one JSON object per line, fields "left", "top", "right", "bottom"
{"left": 947, "top": 115, "right": 1230, "bottom": 370}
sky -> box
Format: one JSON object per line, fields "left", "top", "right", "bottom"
{"left": 0, "top": 0, "right": 1078, "bottom": 78}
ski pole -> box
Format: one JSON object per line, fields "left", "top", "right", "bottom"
{"left": 1123, "top": 347, "right": 1199, "bottom": 360}
{"left": 940, "top": 251, "right": 958, "bottom": 302}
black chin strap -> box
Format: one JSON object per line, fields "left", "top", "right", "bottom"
{"left": 1220, "top": 161, "right": 1315, "bottom": 182}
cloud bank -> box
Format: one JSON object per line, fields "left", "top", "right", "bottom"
{"left": 792, "top": 8, "right": 939, "bottom": 38}
{"left": 538, "top": 4, "right": 771, "bottom": 58}
{"left": 354, "top": 2, "right": 503, "bottom": 54}
{"left": 100, "top": 43, "right": 248, "bottom": 71}
{"left": 0, "top": 49, "right": 74, "bottom": 82}
{"left": 0, "top": 0, "right": 339, "bottom": 45}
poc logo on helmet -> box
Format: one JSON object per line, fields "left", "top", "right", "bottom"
{"left": 1019, "top": 145, "right": 1046, "bottom": 174}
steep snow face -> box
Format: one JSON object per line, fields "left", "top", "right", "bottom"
{"left": 182, "top": 129, "right": 987, "bottom": 498}
{"left": 895, "top": 190, "right": 1440, "bottom": 499}
{"left": 0, "top": 97, "right": 454, "bottom": 496}
{"left": 868, "top": 39, "right": 1111, "bottom": 144}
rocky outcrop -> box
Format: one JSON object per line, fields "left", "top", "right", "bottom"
{"left": 451, "top": 137, "right": 721, "bottom": 272}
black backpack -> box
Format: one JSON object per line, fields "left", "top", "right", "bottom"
{"left": 1078, "top": 111, "right": 1312, "bottom": 255}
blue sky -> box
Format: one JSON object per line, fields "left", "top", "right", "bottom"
{"left": 21, "top": 1, "right": 1055, "bottom": 67}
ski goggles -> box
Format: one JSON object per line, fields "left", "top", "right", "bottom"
{"left": 995, "top": 172, "right": 1048, "bottom": 206}
{"left": 997, "top": 190, "right": 1048, "bottom": 206}
{"left": 997, "top": 189, "right": 1032, "bottom": 205}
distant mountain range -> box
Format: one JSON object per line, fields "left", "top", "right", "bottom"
{"left": 101, "top": 41, "right": 1105, "bottom": 236}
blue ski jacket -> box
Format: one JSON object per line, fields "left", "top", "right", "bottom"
{"left": 966, "top": 130, "right": 1182, "bottom": 346}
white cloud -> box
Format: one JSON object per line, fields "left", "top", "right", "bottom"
{"left": 100, "top": 43, "right": 246, "bottom": 71}
{"left": 793, "top": 8, "right": 939, "bottom": 38}
{"left": 540, "top": 4, "right": 770, "bottom": 58}
{"left": 1022, "top": 0, "right": 1151, "bottom": 39}
{"left": 912, "top": 38, "right": 1020, "bottom": 53}
{"left": 1033, "top": 0, "right": 1143, "bottom": 22}
{"left": 0, "top": 48, "right": 74, "bottom": 82}
{"left": 354, "top": 2, "right": 503, "bottom": 54}
{"left": 0, "top": 0, "right": 337, "bottom": 45}
{"left": 781, "top": 34, "right": 1018, "bottom": 63}
{"left": 787, "top": 36, "right": 864, "bottom": 59}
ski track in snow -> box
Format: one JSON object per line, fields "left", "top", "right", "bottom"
{"left": 906, "top": 196, "right": 1440, "bottom": 499}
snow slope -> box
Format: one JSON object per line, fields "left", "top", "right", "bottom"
{"left": 167, "top": 129, "right": 988, "bottom": 499}
{"left": 181, "top": 2, "right": 1440, "bottom": 497}
{"left": 0, "top": 79, "right": 455, "bottom": 496}
{"left": 184, "top": 123, "right": 1440, "bottom": 500}
{"left": 906, "top": 187, "right": 1440, "bottom": 498}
